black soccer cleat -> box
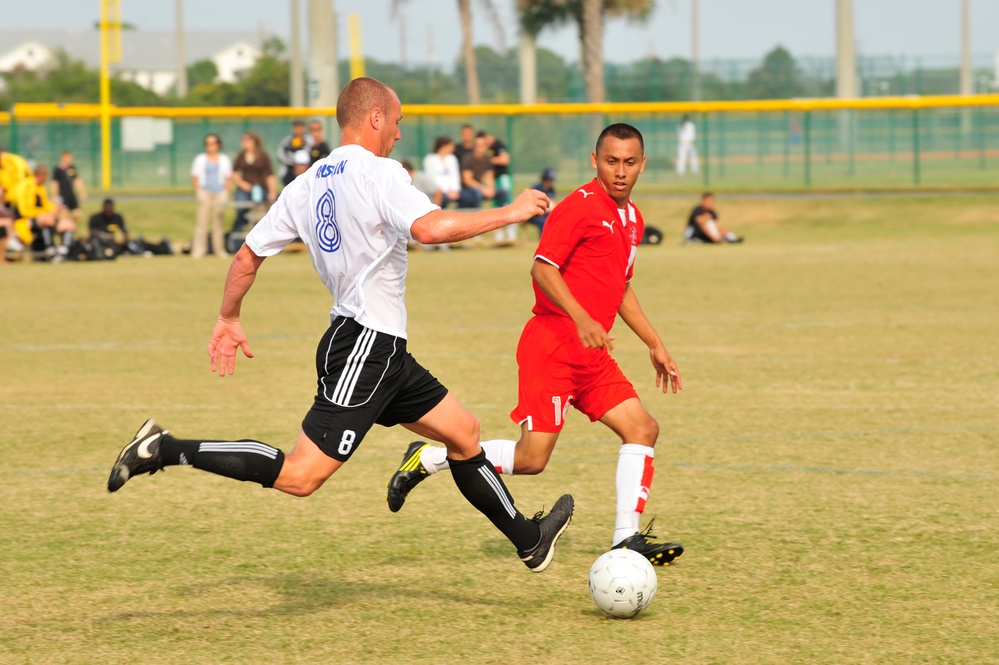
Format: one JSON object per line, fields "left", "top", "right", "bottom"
{"left": 386, "top": 440, "right": 431, "bottom": 512}
{"left": 107, "top": 419, "right": 169, "bottom": 493}
{"left": 518, "top": 494, "right": 574, "bottom": 573}
{"left": 613, "top": 519, "right": 684, "bottom": 566}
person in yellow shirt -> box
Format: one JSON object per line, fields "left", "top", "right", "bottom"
{"left": 0, "top": 148, "right": 33, "bottom": 264}
{"left": 10, "top": 165, "right": 75, "bottom": 260}
{"left": 0, "top": 148, "right": 32, "bottom": 198}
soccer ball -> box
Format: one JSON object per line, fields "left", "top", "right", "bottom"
{"left": 588, "top": 549, "right": 658, "bottom": 618}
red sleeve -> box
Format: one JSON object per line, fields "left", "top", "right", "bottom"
{"left": 534, "top": 192, "right": 589, "bottom": 268}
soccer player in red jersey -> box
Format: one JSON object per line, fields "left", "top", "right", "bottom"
{"left": 389, "top": 123, "right": 685, "bottom": 565}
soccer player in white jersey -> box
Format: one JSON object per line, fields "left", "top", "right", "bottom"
{"left": 106, "top": 77, "right": 574, "bottom": 573}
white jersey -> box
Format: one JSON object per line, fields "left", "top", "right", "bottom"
{"left": 678, "top": 120, "right": 696, "bottom": 145}
{"left": 245, "top": 144, "right": 439, "bottom": 339}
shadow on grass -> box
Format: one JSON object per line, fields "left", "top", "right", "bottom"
{"left": 97, "top": 573, "right": 510, "bottom": 624}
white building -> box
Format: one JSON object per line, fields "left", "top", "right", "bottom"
{"left": 0, "top": 29, "right": 264, "bottom": 96}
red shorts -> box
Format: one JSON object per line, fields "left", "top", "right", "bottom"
{"left": 510, "top": 316, "right": 638, "bottom": 433}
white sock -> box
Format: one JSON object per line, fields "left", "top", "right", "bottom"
{"left": 419, "top": 445, "right": 450, "bottom": 474}
{"left": 613, "top": 443, "right": 655, "bottom": 547}
{"left": 419, "top": 439, "right": 517, "bottom": 476}
{"left": 481, "top": 439, "right": 516, "bottom": 475}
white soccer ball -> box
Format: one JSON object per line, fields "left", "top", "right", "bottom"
{"left": 588, "top": 548, "right": 658, "bottom": 619}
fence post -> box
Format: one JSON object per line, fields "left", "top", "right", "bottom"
{"left": 505, "top": 113, "right": 514, "bottom": 185}
{"left": 113, "top": 117, "right": 123, "bottom": 188}
{"left": 702, "top": 113, "right": 711, "bottom": 187}
{"left": 718, "top": 111, "right": 726, "bottom": 179}
{"left": 89, "top": 120, "right": 99, "bottom": 185}
{"left": 847, "top": 111, "right": 856, "bottom": 177}
{"left": 9, "top": 111, "right": 17, "bottom": 154}
{"left": 782, "top": 110, "right": 790, "bottom": 178}
{"left": 912, "top": 108, "right": 921, "bottom": 185}
{"left": 415, "top": 115, "right": 425, "bottom": 164}
{"left": 756, "top": 111, "right": 764, "bottom": 167}
{"left": 979, "top": 106, "right": 987, "bottom": 170}
{"left": 804, "top": 110, "right": 812, "bottom": 188}
{"left": 889, "top": 109, "right": 896, "bottom": 162}
{"left": 170, "top": 127, "right": 178, "bottom": 187}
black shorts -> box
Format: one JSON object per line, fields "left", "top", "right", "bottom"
{"left": 302, "top": 316, "right": 448, "bottom": 462}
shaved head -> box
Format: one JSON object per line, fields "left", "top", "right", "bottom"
{"left": 336, "top": 77, "right": 396, "bottom": 130}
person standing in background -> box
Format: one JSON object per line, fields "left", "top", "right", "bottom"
{"left": 51, "top": 151, "right": 87, "bottom": 227}
{"left": 308, "top": 120, "right": 332, "bottom": 165}
{"left": 483, "top": 131, "right": 516, "bottom": 246}
{"left": 676, "top": 115, "right": 699, "bottom": 176}
{"left": 190, "top": 133, "right": 232, "bottom": 259}
{"left": 231, "top": 132, "right": 277, "bottom": 233}
{"left": 277, "top": 120, "right": 314, "bottom": 187}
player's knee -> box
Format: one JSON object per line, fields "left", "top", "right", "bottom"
{"left": 442, "top": 415, "right": 481, "bottom": 459}
{"left": 280, "top": 475, "right": 326, "bottom": 497}
{"left": 275, "top": 463, "right": 329, "bottom": 497}
{"left": 634, "top": 415, "right": 659, "bottom": 446}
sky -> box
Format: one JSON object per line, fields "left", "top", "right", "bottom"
{"left": 5, "top": 0, "right": 999, "bottom": 68}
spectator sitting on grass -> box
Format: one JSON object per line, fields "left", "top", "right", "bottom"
{"left": 89, "top": 198, "right": 130, "bottom": 252}
{"left": 683, "top": 192, "right": 743, "bottom": 244}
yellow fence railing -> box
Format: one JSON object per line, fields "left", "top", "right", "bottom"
{"left": 6, "top": 94, "right": 999, "bottom": 121}
{"left": 2, "top": 95, "right": 998, "bottom": 190}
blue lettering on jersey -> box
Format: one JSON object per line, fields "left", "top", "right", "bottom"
{"left": 315, "top": 189, "right": 341, "bottom": 253}
{"left": 316, "top": 160, "right": 347, "bottom": 178}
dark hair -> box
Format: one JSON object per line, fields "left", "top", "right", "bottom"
{"left": 475, "top": 130, "right": 488, "bottom": 139}
{"left": 460, "top": 123, "right": 473, "bottom": 131}
{"left": 595, "top": 123, "right": 644, "bottom": 154}
{"left": 400, "top": 159, "right": 414, "bottom": 172}
{"left": 204, "top": 133, "right": 222, "bottom": 149}
{"left": 432, "top": 136, "right": 453, "bottom": 152}
{"left": 702, "top": 191, "right": 714, "bottom": 199}
{"left": 103, "top": 197, "right": 114, "bottom": 206}
{"left": 292, "top": 119, "right": 306, "bottom": 126}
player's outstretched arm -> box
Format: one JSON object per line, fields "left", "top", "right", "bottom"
{"left": 618, "top": 284, "right": 682, "bottom": 394}
{"left": 531, "top": 260, "right": 615, "bottom": 351}
{"left": 410, "top": 188, "right": 549, "bottom": 244}
{"left": 208, "top": 244, "right": 265, "bottom": 377}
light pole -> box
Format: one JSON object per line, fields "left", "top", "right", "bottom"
{"left": 960, "top": 0, "right": 972, "bottom": 134}
{"left": 835, "top": 0, "right": 857, "bottom": 152}
{"left": 175, "top": 0, "right": 188, "bottom": 97}
{"left": 290, "top": 0, "right": 305, "bottom": 107}
{"left": 691, "top": 0, "right": 700, "bottom": 101}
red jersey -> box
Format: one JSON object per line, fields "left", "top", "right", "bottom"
{"left": 532, "top": 178, "right": 644, "bottom": 332}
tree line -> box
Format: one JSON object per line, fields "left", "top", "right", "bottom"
{"left": 1, "top": 40, "right": 848, "bottom": 111}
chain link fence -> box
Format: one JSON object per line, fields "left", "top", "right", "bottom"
{"left": 2, "top": 99, "right": 997, "bottom": 192}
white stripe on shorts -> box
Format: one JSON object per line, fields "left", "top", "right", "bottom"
{"left": 329, "top": 327, "right": 376, "bottom": 406}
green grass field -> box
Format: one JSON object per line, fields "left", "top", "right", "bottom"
{"left": 2, "top": 195, "right": 997, "bottom": 664}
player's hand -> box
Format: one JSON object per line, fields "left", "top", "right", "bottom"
{"left": 509, "top": 188, "right": 550, "bottom": 223}
{"left": 208, "top": 318, "right": 255, "bottom": 377}
{"left": 576, "top": 316, "right": 615, "bottom": 351}
{"left": 651, "top": 345, "right": 682, "bottom": 394}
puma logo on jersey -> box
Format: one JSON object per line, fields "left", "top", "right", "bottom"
{"left": 579, "top": 189, "right": 594, "bottom": 198}
{"left": 602, "top": 221, "right": 615, "bottom": 233}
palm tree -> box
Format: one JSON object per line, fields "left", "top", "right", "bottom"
{"left": 393, "top": 0, "right": 505, "bottom": 104}
{"left": 518, "top": 0, "right": 654, "bottom": 103}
